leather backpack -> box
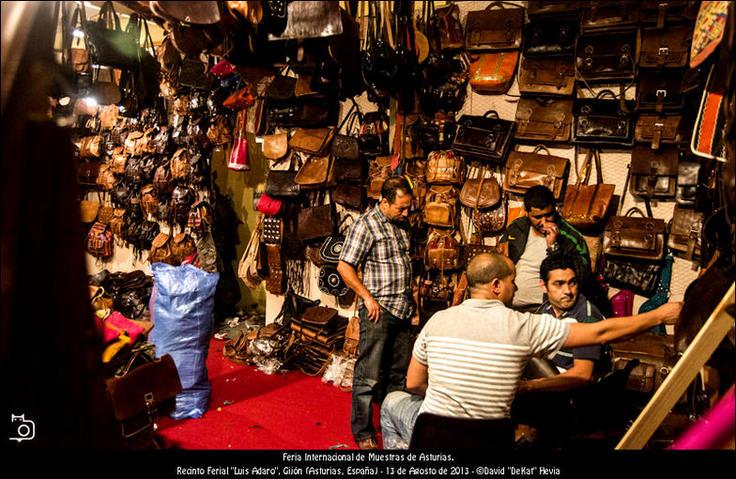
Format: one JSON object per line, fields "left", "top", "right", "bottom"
{"left": 153, "top": 162, "right": 174, "bottom": 196}
{"left": 171, "top": 232, "right": 197, "bottom": 264}
{"left": 424, "top": 229, "right": 462, "bottom": 271}
{"left": 87, "top": 221, "right": 114, "bottom": 259}
{"left": 424, "top": 185, "right": 459, "bottom": 228}
{"left": 148, "top": 232, "right": 175, "bottom": 265}
{"left": 426, "top": 149, "right": 465, "bottom": 185}
{"left": 170, "top": 148, "right": 192, "bottom": 180}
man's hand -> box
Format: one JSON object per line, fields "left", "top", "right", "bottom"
{"left": 540, "top": 219, "right": 560, "bottom": 248}
{"left": 365, "top": 296, "right": 381, "bottom": 323}
{"left": 657, "top": 301, "right": 683, "bottom": 325}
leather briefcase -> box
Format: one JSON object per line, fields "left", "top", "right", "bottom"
{"left": 580, "top": 1, "right": 639, "bottom": 32}
{"left": 675, "top": 160, "right": 700, "bottom": 207}
{"left": 469, "top": 51, "right": 519, "bottom": 94}
{"left": 561, "top": 149, "right": 615, "bottom": 230}
{"left": 518, "top": 56, "right": 575, "bottom": 96}
{"left": 635, "top": 114, "right": 683, "bottom": 150}
{"left": 426, "top": 149, "right": 465, "bottom": 185}
{"left": 576, "top": 28, "right": 637, "bottom": 82}
{"left": 465, "top": 2, "right": 524, "bottom": 52}
{"left": 636, "top": 69, "right": 699, "bottom": 112}
{"left": 573, "top": 90, "right": 635, "bottom": 147}
{"left": 514, "top": 97, "right": 572, "bottom": 142}
{"left": 668, "top": 205, "right": 703, "bottom": 260}
{"left": 602, "top": 207, "right": 666, "bottom": 261}
{"left": 522, "top": 16, "right": 578, "bottom": 57}
{"left": 630, "top": 145, "right": 679, "bottom": 199}
{"left": 602, "top": 255, "right": 662, "bottom": 295}
{"left": 611, "top": 334, "right": 678, "bottom": 393}
{"left": 640, "top": 26, "right": 692, "bottom": 68}
{"left": 452, "top": 111, "right": 515, "bottom": 164}
{"left": 639, "top": 0, "right": 699, "bottom": 28}
{"left": 503, "top": 146, "right": 570, "bottom": 200}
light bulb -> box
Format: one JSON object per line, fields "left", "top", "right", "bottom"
{"left": 83, "top": 97, "right": 98, "bottom": 108}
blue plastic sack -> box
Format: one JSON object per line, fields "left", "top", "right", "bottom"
{"left": 150, "top": 263, "right": 219, "bottom": 419}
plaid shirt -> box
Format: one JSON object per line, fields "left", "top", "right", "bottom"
{"left": 339, "top": 204, "right": 414, "bottom": 320}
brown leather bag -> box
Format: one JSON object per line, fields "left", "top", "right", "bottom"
{"left": 265, "top": 243, "right": 285, "bottom": 294}
{"left": 140, "top": 184, "right": 158, "bottom": 219}
{"left": 426, "top": 149, "right": 465, "bottom": 185}
{"left": 514, "top": 97, "right": 573, "bottom": 142}
{"left": 334, "top": 184, "right": 366, "bottom": 211}
{"left": 170, "top": 148, "right": 192, "bottom": 180}
{"left": 109, "top": 208, "right": 126, "bottom": 239}
{"left": 561, "top": 149, "right": 615, "bottom": 230}
{"left": 289, "top": 128, "right": 335, "bottom": 156}
{"left": 602, "top": 207, "right": 666, "bottom": 261}
{"left": 503, "top": 146, "right": 570, "bottom": 200}
{"left": 465, "top": 2, "right": 524, "bottom": 52}
{"left": 518, "top": 55, "right": 575, "bottom": 96}
{"left": 424, "top": 185, "right": 459, "bottom": 228}
{"left": 97, "top": 205, "right": 114, "bottom": 225}
{"left": 469, "top": 51, "right": 519, "bottom": 94}
{"left": 640, "top": 26, "right": 692, "bottom": 68}
{"left": 124, "top": 131, "right": 144, "bottom": 156}
{"left": 149, "top": 233, "right": 175, "bottom": 265}
{"left": 297, "top": 194, "right": 335, "bottom": 241}
{"left": 343, "top": 314, "right": 360, "bottom": 357}
{"left": 611, "top": 334, "right": 678, "bottom": 393}
{"left": 300, "top": 306, "right": 339, "bottom": 329}
{"left": 425, "top": 230, "right": 462, "bottom": 270}
{"left": 111, "top": 147, "right": 127, "bottom": 174}
{"left": 78, "top": 135, "right": 102, "bottom": 158}
{"left": 635, "top": 114, "right": 683, "bottom": 150}
{"left": 460, "top": 165, "right": 501, "bottom": 209}
{"left": 630, "top": 145, "right": 679, "bottom": 199}
{"left": 171, "top": 233, "right": 196, "bottom": 264}
{"left": 262, "top": 133, "right": 289, "bottom": 161}
{"left": 668, "top": 206, "right": 703, "bottom": 261}
{"left": 96, "top": 164, "right": 116, "bottom": 191}
{"left": 367, "top": 155, "right": 393, "bottom": 200}
{"left": 294, "top": 154, "right": 333, "bottom": 188}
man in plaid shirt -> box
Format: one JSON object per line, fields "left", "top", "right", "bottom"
{"left": 337, "top": 177, "right": 415, "bottom": 450}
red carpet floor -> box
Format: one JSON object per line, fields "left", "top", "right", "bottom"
{"left": 156, "top": 339, "right": 381, "bottom": 450}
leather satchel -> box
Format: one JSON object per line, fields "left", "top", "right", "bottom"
{"left": 668, "top": 206, "right": 703, "bottom": 260}
{"left": 523, "top": 17, "right": 578, "bottom": 57}
{"left": 294, "top": 154, "right": 333, "bottom": 189}
{"left": 299, "top": 306, "right": 339, "bottom": 330}
{"left": 334, "top": 184, "right": 366, "bottom": 211}
{"left": 611, "top": 334, "right": 678, "bottom": 393}
{"left": 640, "top": 1, "right": 699, "bottom": 29}
{"left": 469, "top": 51, "right": 519, "bottom": 94}
{"left": 580, "top": 1, "right": 639, "bottom": 32}
{"left": 675, "top": 160, "right": 700, "bottom": 207}
{"left": 426, "top": 150, "right": 465, "bottom": 185}
{"left": 262, "top": 133, "right": 289, "bottom": 161}
{"left": 266, "top": 170, "right": 300, "bottom": 198}
{"left": 367, "top": 155, "right": 393, "bottom": 200}
{"left": 602, "top": 255, "right": 662, "bottom": 295}
{"left": 602, "top": 207, "right": 666, "bottom": 261}
{"left": 640, "top": 26, "right": 692, "bottom": 69}
{"left": 503, "top": 146, "right": 570, "bottom": 200}
{"left": 424, "top": 185, "right": 459, "bottom": 228}
{"left": 425, "top": 230, "right": 463, "bottom": 271}
{"left": 460, "top": 165, "right": 501, "bottom": 209}
{"left": 630, "top": 145, "right": 679, "bottom": 199}
{"left": 561, "top": 149, "right": 615, "bottom": 230}
{"left": 289, "top": 128, "right": 335, "bottom": 156}
{"left": 451, "top": 111, "right": 515, "bottom": 164}
{"left": 297, "top": 199, "right": 335, "bottom": 241}
{"left": 514, "top": 97, "right": 573, "bottom": 142}
{"left": 573, "top": 90, "right": 635, "bottom": 147}
{"left": 465, "top": 2, "right": 524, "bottom": 52}
{"left": 576, "top": 29, "right": 637, "bottom": 82}
{"left": 635, "top": 114, "right": 683, "bottom": 150}
{"left": 636, "top": 70, "right": 698, "bottom": 112}
{"left": 518, "top": 56, "right": 575, "bottom": 96}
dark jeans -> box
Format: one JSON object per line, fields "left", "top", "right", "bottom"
{"left": 350, "top": 307, "right": 412, "bottom": 442}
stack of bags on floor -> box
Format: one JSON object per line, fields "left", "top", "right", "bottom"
{"left": 288, "top": 306, "right": 348, "bottom": 376}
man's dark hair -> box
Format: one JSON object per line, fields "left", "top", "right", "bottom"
{"left": 467, "top": 253, "right": 514, "bottom": 288}
{"left": 523, "top": 185, "right": 556, "bottom": 211}
{"left": 540, "top": 254, "right": 580, "bottom": 284}
{"left": 381, "top": 176, "right": 413, "bottom": 204}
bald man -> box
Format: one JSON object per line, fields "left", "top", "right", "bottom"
{"left": 379, "top": 253, "right": 682, "bottom": 449}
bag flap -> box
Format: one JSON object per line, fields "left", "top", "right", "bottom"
{"left": 151, "top": 233, "right": 170, "bottom": 249}
{"left": 641, "top": 26, "right": 692, "bottom": 56}
{"left": 301, "top": 305, "right": 338, "bottom": 326}
{"left": 519, "top": 56, "right": 575, "bottom": 86}
{"left": 460, "top": 175, "right": 501, "bottom": 209}
{"left": 295, "top": 155, "right": 331, "bottom": 185}
{"left": 289, "top": 128, "right": 335, "bottom": 155}
{"left": 506, "top": 150, "right": 569, "bottom": 178}
{"left": 670, "top": 206, "right": 704, "bottom": 238}
{"left": 631, "top": 146, "right": 679, "bottom": 175}
{"left": 636, "top": 115, "right": 682, "bottom": 139}
{"left": 263, "top": 133, "right": 289, "bottom": 159}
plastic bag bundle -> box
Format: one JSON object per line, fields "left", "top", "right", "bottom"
{"left": 322, "top": 352, "right": 356, "bottom": 389}
{"left": 150, "top": 263, "right": 219, "bottom": 419}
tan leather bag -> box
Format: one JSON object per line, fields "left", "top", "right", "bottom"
{"left": 518, "top": 55, "right": 575, "bottom": 96}
{"left": 110, "top": 147, "right": 127, "bottom": 174}
{"left": 469, "top": 51, "right": 519, "bottom": 94}
{"left": 171, "top": 148, "right": 192, "bottom": 179}
{"left": 668, "top": 206, "right": 703, "bottom": 261}
{"left": 140, "top": 184, "right": 159, "bottom": 219}
{"left": 294, "top": 154, "right": 333, "bottom": 188}
{"left": 635, "top": 114, "right": 682, "bottom": 150}
{"left": 426, "top": 150, "right": 465, "bottom": 185}
{"left": 78, "top": 135, "right": 102, "bottom": 158}
{"left": 80, "top": 198, "right": 101, "bottom": 223}
{"left": 96, "top": 164, "right": 116, "bottom": 191}
{"left": 503, "top": 146, "right": 570, "bottom": 200}
{"left": 171, "top": 233, "right": 197, "bottom": 264}
{"left": 109, "top": 208, "right": 126, "bottom": 239}
{"left": 424, "top": 185, "right": 459, "bottom": 228}
{"left": 561, "top": 149, "right": 615, "bottom": 230}
{"left": 514, "top": 97, "right": 573, "bottom": 142}
{"left": 98, "top": 105, "right": 120, "bottom": 130}
{"left": 630, "top": 145, "right": 678, "bottom": 199}
{"left": 602, "top": 207, "right": 666, "bottom": 261}
{"left": 367, "top": 155, "right": 393, "bottom": 199}
{"left": 424, "top": 229, "right": 463, "bottom": 270}
{"left": 262, "top": 133, "right": 289, "bottom": 160}
{"left": 459, "top": 165, "right": 501, "bottom": 209}
{"left": 149, "top": 233, "right": 175, "bottom": 265}
{"left": 289, "top": 128, "right": 335, "bottom": 156}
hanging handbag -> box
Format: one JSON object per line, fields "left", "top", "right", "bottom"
{"left": 334, "top": 184, "right": 366, "bottom": 211}
{"left": 367, "top": 155, "right": 393, "bottom": 200}
{"left": 576, "top": 28, "right": 637, "bottom": 82}
{"left": 451, "top": 111, "right": 515, "bottom": 164}
{"left": 638, "top": 255, "right": 674, "bottom": 320}
{"left": 503, "top": 145, "right": 570, "bottom": 200}
{"left": 473, "top": 195, "right": 507, "bottom": 237}
{"left": 80, "top": 194, "right": 102, "bottom": 224}
{"left": 603, "top": 207, "right": 666, "bottom": 262}
{"left": 630, "top": 145, "right": 679, "bottom": 199}
{"left": 262, "top": 133, "right": 290, "bottom": 161}
{"left": 148, "top": 233, "right": 175, "bottom": 265}
{"left": 635, "top": 114, "right": 683, "bottom": 150}
{"left": 611, "top": 289, "right": 634, "bottom": 317}
{"left": 294, "top": 154, "right": 333, "bottom": 189}
{"left": 85, "top": 1, "right": 139, "bottom": 69}
{"left": 238, "top": 214, "right": 265, "bottom": 289}
{"left": 517, "top": 55, "right": 575, "bottom": 96}
{"left": 229, "top": 110, "right": 250, "bottom": 171}
{"left": 468, "top": 51, "right": 519, "bottom": 94}
{"left": 319, "top": 265, "right": 351, "bottom": 298}
{"left": 523, "top": 16, "right": 578, "bottom": 57}
{"left": 602, "top": 255, "right": 662, "bottom": 295}
{"left": 640, "top": 26, "right": 692, "bottom": 69}
{"left": 424, "top": 185, "right": 459, "bottom": 228}
{"left": 514, "top": 97, "right": 573, "bottom": 142}
{"left": 561, "top": 149, "right": 615, "bottom": 230}
{"left": 573, "top": 90, "right": 635, "bottom": 147}
{"left": 465, "top": 2, "right": 524, "bottom": 52}
{"left": 77, "top": 135, "right": 102, "bottom": 159}
{"left": 289, "top": 128, "right": 335, "bottom": 156}
{"left": 425, "top": 150, "right": 465, "bottom": 186}
{"left": 297, "top": 193, "right": 336, "bottom": 241}
{"left": 78, "top": 161, "right": 101, "bottom": 187}
{"left": 580, "top": 1, "right": 639, "bottom": 32}
{"left": 460, "top": 165, "right": 501, "bottom": 210}
{"left": 87, "top": 221, "right": 114, "bottom": 259}
{"left": 675, "top": 160, "right": 701, "bottom": 207}
{"left": 265, "top": 166, "right": 301, "bottom": 198}
{"left": 668, "top": 206, "right": 704, "bottom": 261}
{"left": 425, "top": 229, "right": 463, "bottom": 270}
{"left": 637, "top": 69, "right": 699, "bottom": 113}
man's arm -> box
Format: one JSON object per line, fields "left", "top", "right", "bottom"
{"left": 564, "top": 302, "right": 682, "bottom": 349}
{"left": 405, "top": 356, "right": 429, "bottom": 396}
{"left": 518, "top": 359, "right": 595, "bottom": 394}
{"left": 337, "top": 260, "right": 381, "bottom": 322}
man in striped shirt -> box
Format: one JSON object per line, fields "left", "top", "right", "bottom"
{"left": 337, "top": 177, "right": 415, "bottom": 450}
{"left": 380, "top": 252, "right": 682, "bottom": 449}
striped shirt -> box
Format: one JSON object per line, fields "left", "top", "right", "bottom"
{"left": 412, "top": 299, "right": 569, "bottom": 419}
{"left": 339, "top": 204, "right": 414, "bottom": 320}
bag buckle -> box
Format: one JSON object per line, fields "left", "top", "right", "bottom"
{"left": 656, "top": 89, "right": 667, "bottom": 98}
{"left": 658, "top": 47, "right": 669, "bottom": 57}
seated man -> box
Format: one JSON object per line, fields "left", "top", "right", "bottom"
{"left": 499, "top": 186, "right": 591, "bottom": 313}
{"left": 380, "top": 253, "right": 681, "bottom": 449}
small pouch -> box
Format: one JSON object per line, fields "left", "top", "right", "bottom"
{"left": 262, "top": 132, "right": 289, "bottom": 161}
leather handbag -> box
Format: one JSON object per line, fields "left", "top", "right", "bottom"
{"left": 580, "top": 1, "right": 639, "bottom": 32}
{"left": 425, "top": 230, "right": 463, "bottom": 271}
{"left": 426, "top": 150, "right": 465, "bottom": 185}
{"left": 636, "top": 70, "right": 698, "bottom": 113}
{"left": 576, "top": 28, "right": 637, "bottom": 82}
{"left": 148, "top": 233, "right": 175, "bottom": 265}
{"left": 367, "top": 155, "right": 393, "bottom": 200}
{"left": 573, "top": 90, "right": 635, "bottom": 147}
{"left": 469, "top": 51, "right": 519, "bottom": 94}
{"left": 523, "top": 16, "right": 578, "bottom": 57}
{"left": 630, "top": 145, "right": 679, "bottom": 199}
{"left": 428, "top": 2, "right": 465, "bottom": 52}
{"left": 460, "top": 165, "right": 501, "bottom": 209}
{"left": 561, "top": 149, "right": 615, "bottom": 230}
{"left": 668, "top": 206, "right": 703, "bottom": 260}
{"left": 78, "top": 136, "right": 102, "bottom": 159}
{"left": 85, "top": 1, "right": 138, "bottom": 69}
{"left": 640, "top": 26, "right": 692, "bottom": 68}
{"left": 602, "top": 255, "right": 662, "bottom": 295}
{"left": 635, "top": 114, "right": 683, "bottom": 150}
{"left": 294, "top": 154, "right": 333, "bottom": 189}
{"left": 78, "top": 161, "right": 101, "bottom": 187}
{"left": 262, "top": 133, "right": 290, "bottom": 161}
{"left": 603, "top": 207, "right": 666, "bottom": 261}
{"left": 319, "top": 265, "right": 351, "bottom": 298}
{"left": 517, "top": 56, "right": 575, "bottom": 96}
{"left": 465, "top": 2, "right": 524, "bottom": 52}
{"left": 473, "top": 195, "right": 507, "bottom": 236}
{"left": 297, "top": 194, "right": 335, "bottom": 241}
{"left": 675, "top": 160, "right": 700, "bottom": 207}
{"left": 265, "top": 155, "right": 301, "bottom": 198}
{"left": 640, "top": 1, "right": 699, "bottom": 28}
{"left": 451, "top": 111, "right": 515, "bottom": 164}
{"left": 80, "top": 196, "right": 101, "bottom": 224}
{"left": 334, "top": 184, "right": 366, "bottom": 211}
{"left": 289, "top": 128, "right": 335, "bottom": 156}
{"left": 514, "top": 97, "right": 573, "bottom": 142}
{"left": 299, "top": 306, "right": 339, "bottom": 330}
{"left": 223, "top": 86, "right": 255, "bottom": 110}
{"left": 333, "top": 158, "right": 365, "bottom": 183}
{"left": 611, "top": 334, "right": 678, "bottom": 393}
{"left": 503, "top": 146, "right": 570, "bottom": 200}
{"left": 424, "top": 185, "right": 459, "bottom": 228}
{"left": 170, "top": 148, "right": 192, "bottom": 180}
{"left": 171, "top": 233, "right": 196, "bottom": 264}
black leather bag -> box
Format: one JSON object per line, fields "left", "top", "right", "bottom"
{"left": 573, "top": 90, "right": 635, "bottom": 147}
{"left": 333, "top": 184, "right": 366, "bottom": 211}
{"left": 640, "top": 1, "right": 699, "bottom": 28}
{"left": 85, "top": 1, "right": 139, "bottom": 69}
{"left": 265, "top": 170, "right": 300, "bottom": 198}
{"left": 576, "top": 28, "right": 637, "bottom": 82}
{"left": 451, "top": 111, "right": 515, "bottom": 164}
{"left": 636, "top": 69, "right": 700, "bottom": 113}
{"left": 522, "top": 17, "right": 578, "bottom": 57}
{"left": 580, "top": 1, "right": 639, "bottom": 32}
{"left": 601, "top": 256, "right": 662, "bottom": 296}
{"left": 319, "top": 264, "right": 351, "bottom": 298}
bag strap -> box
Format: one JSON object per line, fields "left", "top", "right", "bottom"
{"left": 337, "top": 102, "right": 357, "bottom": 134}
{"left": 98, "top": 0, "right": 122, "bottom": 31}
{"left": 533, "top": 144, "right": 551, "bottom": 155}
{"left": 624, "top": 207, "right": 647, "bottom": 218}
{"left": 484, "top": 110, "right": 500, "bottom": 119}
{"left": 617, "top": 163, "right": 632, "bottom": 215}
